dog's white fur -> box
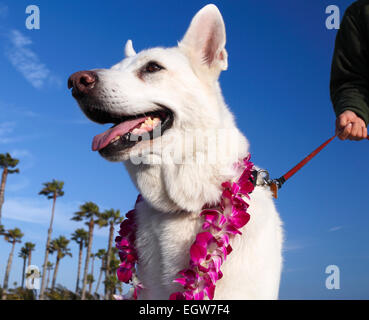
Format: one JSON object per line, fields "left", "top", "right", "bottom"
{"left": 79, "top": 4, "right": 283, "bottom": 299}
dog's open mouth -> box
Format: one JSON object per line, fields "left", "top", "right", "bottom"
{"left": 90, "top": 106, "right": 173, "bottom": 154}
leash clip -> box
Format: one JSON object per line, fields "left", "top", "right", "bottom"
{"left": 254, "top": 169, "right": 272, "bottom": 187}
{"left": 253, "top": 169, "right": 285, "bottom": 199}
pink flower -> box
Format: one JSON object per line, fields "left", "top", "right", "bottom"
{"left": 116, "top": 156, "right": 255, "bottom": 301}
{"left": 170, "top": 156, "right": 254, "bottom": 300}
{"left": 117, "top": 264, "right": 133, "bottom": 283}
{"left": 115, "top": 195, "right": 143, "bottom": 298}
{"left": 190, "top": 244, "right": 208, "bottom": 265}
{"left": 228, "top": 209, "right": 250, "bottom": 229}
{"left": 200, "top": 209, "right": 226, "bottom": 232}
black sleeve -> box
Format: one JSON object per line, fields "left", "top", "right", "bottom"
{"left": 330, "top": 3, "right": 369, "bottom": 125}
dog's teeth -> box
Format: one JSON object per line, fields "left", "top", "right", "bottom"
{"left": 144, "top": 119, "right": 153, "bottom": 126}
{"left": 110, "top": 136, "right": 121, "bottom": 143}
{"left": 132, "top": 117, "right": 161, "bottom": 135}
{"left": 140, "top": 123, "right": 150, "bottom": 129}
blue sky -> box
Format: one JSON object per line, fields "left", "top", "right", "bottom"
{"left": 0, "top": 0, "right": 368, "bottom": 299}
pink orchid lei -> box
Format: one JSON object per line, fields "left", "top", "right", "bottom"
{"left": 114, "top": 155, "right": 255, "bottom": 300}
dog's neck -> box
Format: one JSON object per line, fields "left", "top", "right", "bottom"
{"left": 124, "top": 127, "right": 249, "bottom": 214}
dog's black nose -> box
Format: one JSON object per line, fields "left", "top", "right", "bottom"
{"left": 68, "top": 71, "right": 98, "bottom": 97}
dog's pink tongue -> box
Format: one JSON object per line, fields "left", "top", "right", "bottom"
{"left": 92, "top": 117, "right": 147, "bottom": 151}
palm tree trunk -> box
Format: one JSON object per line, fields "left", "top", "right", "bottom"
{"left": 52, "top": 256, "right": 60, "bottom": 290}
{"left": 89, "top": 256, "right": 95, "bottom": 295}
{"left": 75, "top": 242, "right": 83, "bottom": 293}
{"left": 28, "top": 251, "right": 32, "bottom": 267}
{"left": 95, "top": 258, "right": 104, "bottom": 296}
{"left": 46, "top": 268, "right": 51, "bottom": 290}
{"left": 104, "top": 223, "right": 114, "bottom": 299}
{"left": 81, "top": 219, "right": 94, "bottom": 300}
{"left": 2, "top": 240, "right": 15, "bottom": 299}
{"left": 39, "top": 193, "right": 57, "bottom": 300}
{"left": 21, "top": 257, "right": 26, "bottom": 288}
{"left": 0, "top": 168, "right": 8, "bottom": 225}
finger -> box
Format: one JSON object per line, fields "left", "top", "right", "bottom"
{"left": 354, "top": 125, "right": 368, "bottom": 141}
{"left": 362, "top": 126, "right": 368, "bottom": 140}
{"left": 336, "top": 117, "right": 345, "bottom": 135}
{"left": 357, "top": 117, "right": 366, "bottom": 127}
{"left": 349, "top": 122, "right": 361, "bottom": 140}
{"left": 337, "top": 114, "right": 348, "bottom": 130}
{"left": 339, "top": 122, "right": 352, "bottom": 140}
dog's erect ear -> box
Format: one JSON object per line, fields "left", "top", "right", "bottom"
{"left": 179, "top": 4, "right": 228, "bottom": 73}
{"left": 124, "top": 40, "right": 136, "bottom": 57}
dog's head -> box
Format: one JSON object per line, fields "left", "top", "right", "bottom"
{"left": 69, "top": 4, "right": 238, "bottom": 164}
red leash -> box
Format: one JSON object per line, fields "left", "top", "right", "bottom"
{"left": 282, "top": 134, "right": 337, "bottom": 181}
{"left": 268, "top": 133, "right": 369, "bottom": 198}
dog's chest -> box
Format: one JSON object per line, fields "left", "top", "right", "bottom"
{"left": 134, "top": 200, "right": 203, "bottom": 299}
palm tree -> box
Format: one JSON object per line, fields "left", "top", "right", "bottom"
{"left": 2, "top": 228, "right": 23, "bottom": 299}
{"left": 100, "top": 209, "right": 123, "bottom": 299}
{"left": 18, "top": 247, "right": 28, "bottom": 288}
{"left": 45, "top": 262, "right": 53, "bottom": 290}
{"left": 94, "top": 249, "right": 106, "bottom": 296}
{"left": 86, "top": 274, "right": 95, "bottom": 296}
{"left": 0, "top": 153, "right": 20, "bottom": 224}
{"left": 71, "top": 202, "right": 102, "bottom": 300}
{"left": 24, "top": 242, "right": 36, "bottom": 266}
{"left": 38, "top": 179, "right": 64, "bottom": 299}
{"left": 71, "top": 228, "right": 88, "bottom": 292}
{"left": 49, "top": 236, "right": 72, "bottom": 290}
{"left": 104, "top": 247, "right": 121, "bottom": 299}
{"left": 89, "top": 253, "right": 96, "bottom": 294}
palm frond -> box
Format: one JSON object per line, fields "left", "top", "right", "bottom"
{"left": 39, "top": 179, "right": 65, "bottom": 199}
{"left": 0, "top": 153, "right": 20, "bottom": 169}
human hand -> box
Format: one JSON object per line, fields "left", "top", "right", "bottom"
{"left": 336, "top": 110, "right": 368, "bottom": 140}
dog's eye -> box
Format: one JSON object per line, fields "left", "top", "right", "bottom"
{"left": 144, "top": 61, "right": 164, "bottom": 73}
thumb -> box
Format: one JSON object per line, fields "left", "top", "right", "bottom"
{"left": 337, "top": 113, "right": 349, "bottom": 128}
{"left": 338, "top": 122, "right": 352, "bottom": 140}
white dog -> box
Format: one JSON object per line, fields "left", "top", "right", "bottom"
{"left": 69, "top": 4, "right": 283, "bottom": 299}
